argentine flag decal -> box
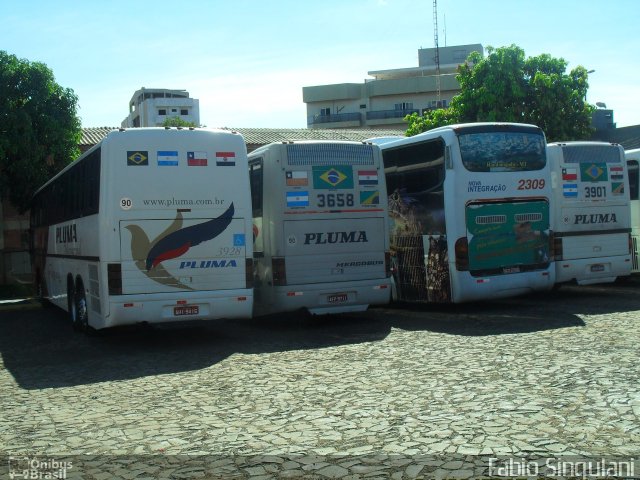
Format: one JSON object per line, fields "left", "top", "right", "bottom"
{"left": 157, "top": 150, "right": 179, "bottom": 166}
{"left": 563, "top": 184, "right": 578, "bottom": 198}
{"left": 286, "top": 191, "right": 309, "bottom": 208}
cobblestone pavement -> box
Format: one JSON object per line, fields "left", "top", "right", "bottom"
{"left": 0, "top": 281, "right": 639, "bottom": 479}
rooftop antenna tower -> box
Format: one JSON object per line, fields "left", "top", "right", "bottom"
{"left": 444, "top": 14, "right": 447, "bottom": 46}
{"left": 433, "top": 0, "right": 441, "bottom": 103}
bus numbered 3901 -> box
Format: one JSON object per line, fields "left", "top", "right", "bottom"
{"left": 30, "top": 128, "right": 254, "bottom": 331}
{"left": 248, "top": 141, "right": 392, "bottom": 316}
{"left": 375, "top": 123, "right": 555, "bottom": 304}
{"left": 548, "top": 141, "right": 632, "bottom": 285}
{"left": 625, "top": 148, "right": 640, "bottom": 273}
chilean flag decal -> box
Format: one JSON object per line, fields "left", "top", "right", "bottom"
{"left": 145, "top": 203, "right": 235, "bottom": 270}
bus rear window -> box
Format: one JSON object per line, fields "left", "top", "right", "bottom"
{"left": 459, "top": 132, "right": 546, "bottom": 172}
{"left": 561, "top": 144, "right": 621, "bottom": 164}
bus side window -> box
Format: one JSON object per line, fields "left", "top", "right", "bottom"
{"left": 384, "top": 138, "right": 446, "bottom": 235}
{"left": 249, "top": 159, "right": 264, "bottom": 255}
{"left": 384, "top": 138, "right": 445, "bottom": 195}
{"left": 628, "top": 160, "right": 639, "bottom": 201}
{"left": 249, "top": 159, "right": 263, "bottom": 217}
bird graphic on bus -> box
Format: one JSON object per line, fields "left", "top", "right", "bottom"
{"left": 145, "top": 203, "right": 234, "bottom": 270}
{"left": 125, "top": 203, "right": 234, "bottom": 289}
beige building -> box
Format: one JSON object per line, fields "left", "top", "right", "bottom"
{"left": 303, "top": 44, "right": 483, "bottom": 130}
{"left": 121, "top": 87, "right": 200, "bottom": 128}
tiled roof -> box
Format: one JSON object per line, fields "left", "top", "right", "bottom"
{"left": 592, "top": 125, "right": 640, "bottom": 151}
{"left": 83, "top": 125, "right": 640, "bottom": 152}
{"left": 80, "top": 127, "right": 116, "bottom": 147}
{"left": 81, "top": 127, "right": 406, "bottom": 150}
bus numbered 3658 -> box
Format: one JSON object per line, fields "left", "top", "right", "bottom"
{"left": 248, "top": 141, "right": 392, "bottom": 316}
{"left": 317, "top": 193, "right": 355, "bottom": 207}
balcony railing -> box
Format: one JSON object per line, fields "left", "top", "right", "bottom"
{"left": 366, "top": 109, "right": 419, "bottom": 120}
{"left": 308, "top": 112, "right": 361, "bottom": 125}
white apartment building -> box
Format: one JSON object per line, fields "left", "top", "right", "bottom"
{"left": 121, "top": 88, "right": 200, "bottom": 127}
{"left": 303, "top": 44, "right": 483, "bottom": 130}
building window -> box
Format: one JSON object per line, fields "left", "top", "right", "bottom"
{"left": 360, "top": 104, "right": 367, "bottom": 109}
{"left": 394, "top": 102, "right": 413, "bottom": 111}
{"left": 158, "top": 109, "right": 166, "bottom": 115}
{"left": 320, "top": 108, "right": 331, "bottom": 116}
{"left": 428, "top": 100, "right": 448, "bottom": 109}
{"left": 453, "top": 49, "right": 469, "bottom": 61}
{"left": 181, "top": 109, "right": 188, "bottom": 115}
{"left": 171, "top": 108, "right": 177, "bottom": 113}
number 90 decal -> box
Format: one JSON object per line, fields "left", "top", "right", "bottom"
{"left": 120, "top": 197, "right": 133, "bottom": 210}
{"left": 517, "top": 179, "right": 546, "bottom": 190}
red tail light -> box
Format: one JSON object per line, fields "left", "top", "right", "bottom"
{"left": 384, "top": 251, "right": 391, "bottom": 278}
{"left": 454, "top": 237, "right": 469, "bottom": 271}
{"left": 245, "top": 258, "right": 254, "bottom": 289}
{"left": 272, "top": 257, "right": 287, "bottom": 286}
{"left": 107, "top": 263, "right": 122, "bottom": 295}
{"left": 553, "top": 233, "right": 563, "bottom": 261}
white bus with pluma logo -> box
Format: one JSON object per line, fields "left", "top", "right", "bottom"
{"left": 30, "top": 128, "right": 254, "bottom": 331}
{"left": 548, "top": 141, "right": 632, "bottom": 285}
{"left": 248, "top": 141, "right": 392, "bottom": 316}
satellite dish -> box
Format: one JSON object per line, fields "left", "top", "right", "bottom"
{"left": 596, "top": 102, "right": 607, "bottom": 108}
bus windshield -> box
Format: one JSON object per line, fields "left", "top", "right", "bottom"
{"left": 459, "top": 132, "right": 546, "bottom": 172}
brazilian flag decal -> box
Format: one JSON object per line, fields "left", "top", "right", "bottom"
{"left": 312, "top": 166, "right": 353, "bottom": 189}
{"left": 580, "top": 163, "right": 608, "bottom": 182}
{"left": 127, "top": 151, "right": 149, "bottom": 166}
{"left": 360, "top": 190, "right": 380, "bottom": 205}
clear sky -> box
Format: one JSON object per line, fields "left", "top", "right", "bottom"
{"left": 3, "top": 0, "right": 638, "bottom": 129}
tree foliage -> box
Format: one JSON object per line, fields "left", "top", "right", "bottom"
{"left": 161, "top": 116, "right": 198, "bottom": 128}
{"left": 0, "top": 51, "right": 81, "bottom": 212}
{"left": 405, "top": 108, "right": 458, "bottom": 137}
{"left": 405, "top": 45, "right": 595, "bottom": 142}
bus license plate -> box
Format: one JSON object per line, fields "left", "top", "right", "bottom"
{"left": 503, "top": 266, "right": 521, "bottom": 274}
{"left": 327, "top": 293, "right": 348, "bottom": 304}
{"left": 591, "top": 264, "right": 605, "bottom": 273}
{"left": 174, "top": 305, "right": 199, "bottom": 316}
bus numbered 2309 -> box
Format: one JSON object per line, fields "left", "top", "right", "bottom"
{"left": 30, "top": 128, "right": 254, "bottom": 331}
{"left": 377, "top": 123, "right": 554, "bottom": 304}
{"left": 547, "top": 141, "right": 632, "bottom": 285}
{"left": 248, "top": 141, "right": 392, "bottom": 316}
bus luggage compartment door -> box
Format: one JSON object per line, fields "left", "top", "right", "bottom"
{"left": 282, "top": 217, "right": 387, "bottom": 285}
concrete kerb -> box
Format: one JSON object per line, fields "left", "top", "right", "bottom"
{"left": 0, "top": 297, "right": 42, "bottom": 312}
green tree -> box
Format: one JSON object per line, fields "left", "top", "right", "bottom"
{"left": 405, "top": 107, "right": 458, "bottom": 136}
{"left": 0, "top": 51, "right": 81, "bottom": 212}
{"left": 405, "top": 45, "right": 595, "bottom": 142}
{"left": 161, "top": 116, "right": 198, "bottom": 128}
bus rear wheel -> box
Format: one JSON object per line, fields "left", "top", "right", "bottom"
{"left": 74, "top": 279, "right": 89, "bottom": 332}
{"left": 67, "top": 278, "right": 78, "bottom": 330}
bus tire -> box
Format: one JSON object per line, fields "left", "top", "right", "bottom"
{"left": 389, "top": 274, "right": 398, "bottom": 303}
{"left": 67, "top": 276, "right": 78, "bottom": 330}
{"left": 74, "top": 278, "right": 89, "bottom": 332}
